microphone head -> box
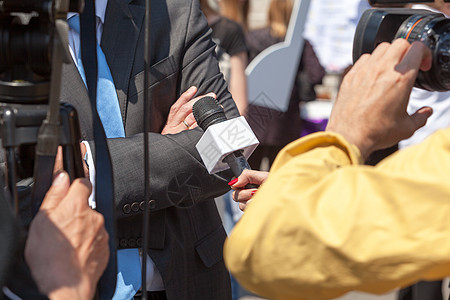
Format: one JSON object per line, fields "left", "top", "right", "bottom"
{"left": 193, "top": 96, "right": 227, "bottom": 131}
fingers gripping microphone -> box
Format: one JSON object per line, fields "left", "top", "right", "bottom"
{"left": 193, "top": 97, "right": 259, "bottom": 187}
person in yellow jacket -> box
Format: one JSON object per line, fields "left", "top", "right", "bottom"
{"left": 223, "top": 39, "right": 450, "bottom": 300}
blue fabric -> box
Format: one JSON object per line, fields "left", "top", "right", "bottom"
{"left": 69, "top": 15, "right": 141, "bottom": 300}
{"left": 223, "top": 191, "right": 243, "bottom": 300}
{"left": 113, "top": 249, "right": 142, "bottom": 300}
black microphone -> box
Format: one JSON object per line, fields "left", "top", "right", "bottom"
{"left": 193, "top": 96, "right": 258, "bottom": 188}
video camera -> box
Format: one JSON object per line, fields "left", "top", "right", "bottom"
{"left": 0, "top": 0, "right": 85, "bottom": 220}
{"left": 0, "top": 1, "right": 118, "bottom": 297}
{"left": 353, "top": 0, "right": 450, "bottom": 91}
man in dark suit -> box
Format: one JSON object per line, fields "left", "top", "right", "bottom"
{"left": 60, "top": 0, "right": 239, "bottom": 299}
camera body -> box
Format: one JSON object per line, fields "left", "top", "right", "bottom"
{"left": 353, "top": 7, "right": 450, "bottom": 91}
{"left": 0, "top": 0, "right": 83, "bottom": 103}
{"left": 369, "top": 0, "right": 450, "bottom": 6}
{"left": 0, "top": 0, "right": 83, "bottom": 14}
{"left": 0, "top": 0, "right": 84, "bottom": 220}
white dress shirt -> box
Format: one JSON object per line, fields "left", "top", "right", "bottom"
{"left": 399, "top": 5, "right": 450, "bottom": 149}
{"left": 67, "top": 0, "right": 164, "bottom": 292}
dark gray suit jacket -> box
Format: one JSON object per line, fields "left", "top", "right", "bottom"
{"left": 60, "top": 0, "right": 238, "bottom": 298}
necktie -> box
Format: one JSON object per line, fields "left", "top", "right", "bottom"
{"left": 68, "top": 15, "right": 142, "bottom": 300}
{"left": 68, "top": 15, "right": 125, "bottom": 138}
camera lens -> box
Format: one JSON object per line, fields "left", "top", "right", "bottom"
{"left": 395, "top": 13, "right": 450, "bottom": 91}
{"left": 0, "top": 16, "right": 52, "bottom": 80}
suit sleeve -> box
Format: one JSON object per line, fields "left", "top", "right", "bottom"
{"left": 177, "top": 0, "right": 240, "bottom": 119}
{"left": 224, "top": 129, "right": 450, "bottom": 300}
{"left": 103, "top": 0, "right": 240, "bottom": 218}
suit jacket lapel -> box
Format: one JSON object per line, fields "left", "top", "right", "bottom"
{"left": 60, "top": 61, "right": 94, "bottom": 140}
{"left": 102, "top": 0, "right": 145, "bottom": 128}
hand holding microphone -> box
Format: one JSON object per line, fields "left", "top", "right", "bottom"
{"left": 228, "top": 169, "right": 269, "bottom": 211}
{"left": 193, "top": 96, "right": 259, "bottom": 190}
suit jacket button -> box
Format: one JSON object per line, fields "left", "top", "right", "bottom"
{"left": 123, "top": 204, "right": 131, "bottom": 214}
{"left": 137, "top": 238, "right": 143, "bottom": 247}
{"left": 131, "top": 202, "right": 139, "bottom": 212}
{"left": 139, "top": 201, "right": 145, "bottom": 211}
{"left": 128, "top": 238, "right": 137, "bottom": 247}
{"left": 149, "top": 200, "right": 156, "bottom": 210}
{"left": 119, "top": 239, "right": 128, "bottom": 248}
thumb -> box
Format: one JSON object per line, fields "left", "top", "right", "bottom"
{"left": 410, "top": 106, "right": 433, "bottom": 132}
{"left": 39, "top": 172, "right": 70, "bottom": 211}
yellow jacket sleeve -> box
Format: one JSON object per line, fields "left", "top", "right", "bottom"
{"left": 224, "top": 129, "right": 450, "bottom": 300}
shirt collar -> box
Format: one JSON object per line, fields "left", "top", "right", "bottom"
{"left": 95, "top": 0, "right": 108, "bottom": 24}
{"left": 412, "top": 4, "right": 449, "bottom": 18}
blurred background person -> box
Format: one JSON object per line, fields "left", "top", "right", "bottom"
{"left": 199, "top": 1, "right": 249, "bottom": 299}
{"left": 246, "top": 0, "right": 325, "bottom": 170}
{"left": 399, "top": 0, "right": 450, "bottom": 149}
{"left": 397, "top": 2, "right": 450, "bottom": 300}
{"left": 220, "top": 0, "right": 250, "bottom": 32}
{"left": 301, "top": 0, "right": 371, "bottom": 141}
{"left": 304, "top": 0, "right": 371, "bottom": 73}
{"left": 200, "top": 0, "right": 249, "bottom": 115}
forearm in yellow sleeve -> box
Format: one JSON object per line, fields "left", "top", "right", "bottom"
{"left": 224, "top": 129, "right": 450, "bottom": 300}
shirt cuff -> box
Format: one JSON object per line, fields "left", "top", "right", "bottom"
{"left": 81, "top": 140, "right": 96, "bottom": 209}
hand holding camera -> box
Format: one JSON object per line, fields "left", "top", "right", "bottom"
{"left": 327, "top": 39, "right": 433, "bottom": 159}
{"left": 25, "top": 172, "right": 109, "bottom": 300}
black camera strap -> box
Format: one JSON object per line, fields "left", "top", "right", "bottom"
{"left": 31, "top": 3, "right": 73, "bottom": 215}
{"left": 79, "top": 0, "right": 117, "bottom": 298}
{"left": 142, "top": 0, "right": 152, "bottom": 298}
